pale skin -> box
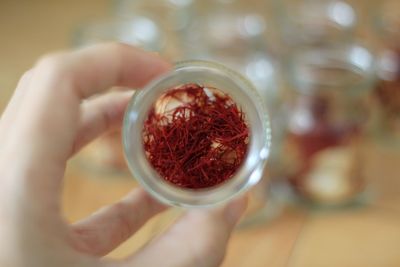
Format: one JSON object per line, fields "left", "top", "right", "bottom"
{"left": 0, "top": 43, "right": 248, "bottom": 267}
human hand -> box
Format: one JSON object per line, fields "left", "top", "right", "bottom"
{"left": 0, "top": 43, "right": 247, "bottom": 267}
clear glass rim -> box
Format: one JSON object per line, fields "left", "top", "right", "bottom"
{"left": 123, "top": 60, "right": 271, "bottom": 208}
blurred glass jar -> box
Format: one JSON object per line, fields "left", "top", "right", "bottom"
{"left": 73, "top": 15, "right": 170, "bottom": 56}
{"left": 72, "top": 15, "right": 169, "bottom": 175}
{"left": 371, "top": 0, "right": 400, "bottom": 145}
{"left": 114, "top": 0, "right": 194, "bottom": 31}
{"left": 179, "top": 0, "right": 280, "bottom": 114}
{"left": 113, "top": 0, "right": 195, "bottom": 59}
{"left": 281, "top": 43, "right": 376, "bottom": 207}
{"left": 276, "top": 0, "right": 357, "bottom": 47}
{"left": 182, "top": 0, "right": 274, "bottom": 55}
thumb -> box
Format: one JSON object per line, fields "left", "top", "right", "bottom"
{"left": 124, "top": 195, "right": 248, "bottom": 267}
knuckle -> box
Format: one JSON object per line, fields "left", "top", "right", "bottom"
{"left": 112, "top": 202, "right": 134, "bottom": 237}
{"left": 107, "top": 42, "right": 131, "bottom": 52}
{"left": 35, "top": 53, "right": 69, "bottom": 79}
{"left": 105, "top": 42, "right": 136, "bottom": 65}
{"left": 20, "top": 69, "right": 33, "bottom": 82}
{"left": 37, "top": 53, "right": 64, "bottom": 69}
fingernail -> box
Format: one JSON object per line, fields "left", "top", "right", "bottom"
{"left": 224, "top": 195, "right": 248, "bottom": 225}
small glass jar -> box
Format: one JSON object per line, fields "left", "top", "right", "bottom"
{"left": 114, "top": 0, "right": 195, "bottom": 32}
{"left": 123, "top": 60, "right": 271, "bottom": 207}
{"left": 370, "top": 0, "right": 400, "bottom": 146}
{"left": 276, "top": 0, "right": 357, "bottom": 47}
{"left": 73, "top": 16, "right": 166, "bottom": 52}
{"left": 180, "top": 0, "right": 272, "bottom": 59}
{"left": 281, "top": 43, "right": 375, "bottom": 207}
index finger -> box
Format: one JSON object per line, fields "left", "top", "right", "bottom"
{"left": 5, "top": 43, "right": 170, "bottom": 212}
{"left": 16, "top": 43, "right": 170, "bottom": 157}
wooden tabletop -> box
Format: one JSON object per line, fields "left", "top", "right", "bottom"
{"left": 1, "top": 1, "right": 400, "bottom": 266}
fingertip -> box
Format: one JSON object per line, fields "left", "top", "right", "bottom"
{"left": 146, "top": 50, "right": 173, "bottom": 71}
{"left": 115, "top": 43, "right": 173, "bottom": 88}
{"left": 75, "top": 42, "right": 173, "bottom": 90}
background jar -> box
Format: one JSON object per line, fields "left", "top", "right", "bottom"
{"left": 281, "top": 42, "right": 376, "bottom": 207}
{"left": 123, "top": 60, "right": 271, "bottom": 207}
{"left": 275, "top": 0, "right": 357, "bottom": 48}
{"left": 370, "top": 0, "right": 400, "bottom": 146}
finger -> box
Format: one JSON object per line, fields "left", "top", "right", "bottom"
{"left": 5, "top": 43, "right": 170, "bottom": 211}
{"left": 71, "top": 189, "right": 166, "bottom": 256}
{"left": 125, "top": 196, "right": 248, "bottom": 267}
{"left": 17, "top": 42, "right": 171, "bottom": 161}
{"left": 72, "top": 90, "right": 134, "bottom": 155}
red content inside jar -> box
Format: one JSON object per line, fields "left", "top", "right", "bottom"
{"left": 142, "top": 83, "right": 249, "bottom": 189}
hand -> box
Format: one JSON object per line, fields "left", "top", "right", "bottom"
{"left": 0, "top": 43, "right": 247, "bottom": 267}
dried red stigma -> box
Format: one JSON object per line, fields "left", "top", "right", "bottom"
{"left": 142, "top": 83, "right": 249, "bottom": 189}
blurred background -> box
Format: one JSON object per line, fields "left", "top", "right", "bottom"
{"left": 1, "top": 0, "right": 400, "bottom": 266}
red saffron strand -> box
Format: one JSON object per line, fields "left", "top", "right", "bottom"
{"left": 142, "top": 83, "right": 249, "bottom": 189}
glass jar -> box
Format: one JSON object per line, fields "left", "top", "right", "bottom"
{"left": 178, "top": 0, "right": 279, "bottom": 115}
{"left": 123, "top": 60, "right": 271, "bottom": 207}
{"left": 371, "top": 0, "right": 400, "bottom": 146}
{"left": 180, "top": 0, "right": 273, "bottom": 59}
{"left": 275, "top": 0, "right": 357, "bottom": 47}
{"left": 73, "top": 16, "right": 166, "bottom": 52}
{"left": 281, "top": 43, "right": 375, "bottom": 207}
{"left": 113, "top": 0, "right": 194, "bottom": 59}
{"left": 114, "top": 0, "right": 194, "bottom": 32}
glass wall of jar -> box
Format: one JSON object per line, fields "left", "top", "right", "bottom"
{"left": 370, "top": 0, "right": 400, "bottom": 146}
{"left": 281, "top": 43, "right": 376, "bottom": 207}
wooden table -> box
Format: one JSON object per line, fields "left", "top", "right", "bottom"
{"left": 1, "top": 1, "right": 400, "bottom": 266}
